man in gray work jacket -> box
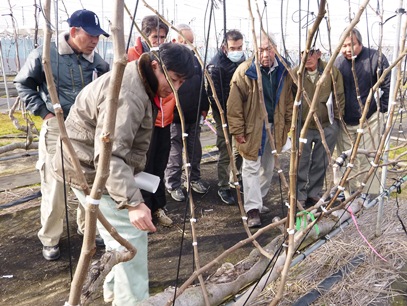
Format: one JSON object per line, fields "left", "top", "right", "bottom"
{"left": 14, "top": 9, "right": 109, "bottom": 261}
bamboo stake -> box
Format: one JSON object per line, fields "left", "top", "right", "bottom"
{"left": 269, "top": 1, "right": 327, "bottom": 305}
{"left": 135, "top": 3, "right": 214, "bottom": 305}
{"left": 142, "top": 0, "right": 272, "bottom": 247}
{"left": 253, "top": 1, "right": 333, "bottom": 211}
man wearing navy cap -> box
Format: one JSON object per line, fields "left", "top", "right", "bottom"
{"left": 14, "top": 9, "right": 109, "bottom": 261}
{"left": 67, "top": 9, "right": 109, "bottom": 38}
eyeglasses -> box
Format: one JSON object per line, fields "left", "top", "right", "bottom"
{"left": 301, "top": 50, "right": 318, "bottom": 56}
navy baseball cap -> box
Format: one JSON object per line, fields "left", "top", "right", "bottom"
{"left": 67, "top": 9, "right": 109, "bottom": 37}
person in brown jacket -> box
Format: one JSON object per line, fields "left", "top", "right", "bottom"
{"left": 227, "top": 32, "right": 294, "bottom": 228}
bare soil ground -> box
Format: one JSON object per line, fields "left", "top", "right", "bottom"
{"left": 2, "top": 136, "right": 407, "bottom": 306}
{"left": 0, "top": 146, "right": 285, "bottom": 306}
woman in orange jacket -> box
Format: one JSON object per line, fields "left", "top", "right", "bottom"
{"left": 127, "top": 15, "right": 174, "bottom": 227}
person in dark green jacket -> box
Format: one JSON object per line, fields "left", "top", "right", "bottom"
{"left": 14, "top": 9, "right": 109, "bottom": 261}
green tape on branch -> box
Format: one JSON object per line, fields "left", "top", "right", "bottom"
{"left": 296, "top": 211, "right": 320, "bottom": 235}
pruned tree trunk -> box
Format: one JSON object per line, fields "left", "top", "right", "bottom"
{"left": 67, "top": 1, "right": 132, "bottom": 305}
{"left": 38, "top": 1, "right": 137, "bottom": 305}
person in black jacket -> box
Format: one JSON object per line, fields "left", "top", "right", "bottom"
{"left": 207, "top": 29, "right": 245, "bottom": 205}
{"left": 334, "top": 28, "right": 390, "bottom": 199}
{"left": 165, "top": 24, "right": 210, "bottom": 202}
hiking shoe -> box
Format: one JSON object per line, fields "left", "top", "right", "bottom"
{"left": 260, "top": 206, "right": 270, "bottom": 214}
{"left": 190, "top": 180, "right": 209, "bottom": 194}
{"left": 42, "top": 245, "right": 60, "bottom": 261}
{"left": 169, "top": 187, "right": 185, "bottom": 202}
{"left": 77, "top": 229, "right": 105, "bottom": 247}
{"left": 247, "top": 209, "right": 261, "bottom": 228}
{"left": 218, "top": 188, "right": 235, "bottom": 205}
{"left": 154, "top": 208, "right": 173, "bottom": 227}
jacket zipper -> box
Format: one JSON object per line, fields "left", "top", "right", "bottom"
{"left": 160, "top": 98, "right": 164, "bottom": 127}
{"left": 77, "top": 55, "right": 85, "bottom": 89}
{"left": 70, "top": 69, "right": 75, "bottom": 92}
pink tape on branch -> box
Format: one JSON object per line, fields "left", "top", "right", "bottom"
{"left": 204, "top": 119, "right": 217, "bottom": 135}
{"left": 347, "top": 207, "right": 388, "bottom": 262}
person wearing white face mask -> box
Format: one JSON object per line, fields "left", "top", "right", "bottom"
{"left": 207, "top": 29, "right": 246, "bottom": 206}
{"left": 227, "top": 49, "right": 245, "bottom": 63}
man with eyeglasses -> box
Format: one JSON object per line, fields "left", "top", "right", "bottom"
{"left": 227, "top": 31, "right": 294, "bottom": 228}
{"left": 14, "top": 9, "right": 109, "bottom": 261}
{"left": 294, "top": 47, "right": 345, "bottom": 207}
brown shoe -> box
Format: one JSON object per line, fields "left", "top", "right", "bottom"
{"left": 247, "top": 209, "right": 261, "bottom": 228}
{"left": 154, "top": 208, "right": 173, "bottom": 227}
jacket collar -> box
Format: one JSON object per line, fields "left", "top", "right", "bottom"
{"left": 245, "top": 55, "right": 290, "bottom": 104}
{"left": 58, "top": 31, "right": 95, "bottom": 63}
{"left": 245, "top": 56, "right": 288, "bottom": 81}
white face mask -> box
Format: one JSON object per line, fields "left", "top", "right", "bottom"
{"left": 185, "top": 44, "right": 194, "bottom": 51}
{"left": 227, "top": 50, "right": 244, "bottom": 63}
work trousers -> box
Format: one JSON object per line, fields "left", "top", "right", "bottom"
{"left": 37, "top": 117, "right": 85, "bottom": 247}
{"left": 165, "top": 122, "right": 202, "bottom": 190}
{"left": 212, "top": 109, "right": 242, "bottom": 189}
{"left": 242, "top": 127, "right": 275, "bottom": 212}
{"left": 336, "top": 112, "right": 381, "bottom": 194}
{"left": 297, "top": 120, "right": 339, "bottom": 201}
{"left": 141, "top": 125, "right": 171, "bottom": 213}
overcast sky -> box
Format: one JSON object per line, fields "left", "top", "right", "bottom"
{"left": 0, "top": 0, "right": 403, "bottom": 55}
